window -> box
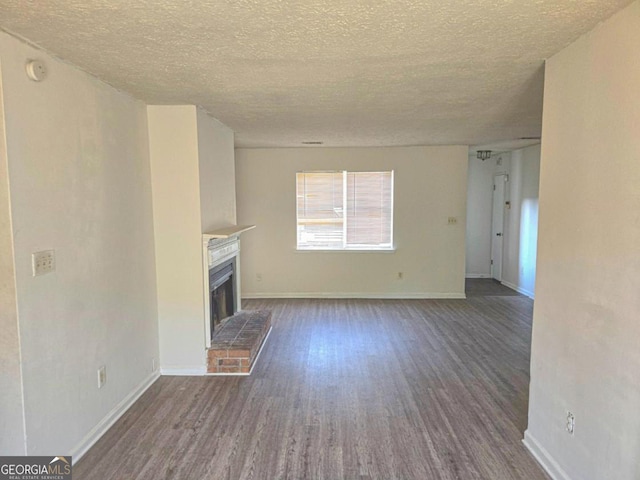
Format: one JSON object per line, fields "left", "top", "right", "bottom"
{"left": 296, "top": 170, "right": 394, "bottom": 250}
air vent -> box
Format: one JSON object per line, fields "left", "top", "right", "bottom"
{"left": 302, "top": 141, "right": 323, "bottom": 145}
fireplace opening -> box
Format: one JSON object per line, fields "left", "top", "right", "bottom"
{"left": 209, "top": 259, "right": 236, "bottom": 340}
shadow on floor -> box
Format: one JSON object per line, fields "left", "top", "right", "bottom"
{"left": 465, "top": 278, "right": 522, "bottom": 297}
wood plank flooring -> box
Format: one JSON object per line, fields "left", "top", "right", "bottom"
{"left": 75, "top": 283, "right": 547, "bottom": 479}
{"left": 464, "top": 278, "right": 522, "bottom": 297}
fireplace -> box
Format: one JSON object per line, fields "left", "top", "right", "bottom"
{"left": 209, "top": 257, "right": 236, "bottom": 338}
{"left": 203, "top": 226, "right": 255, "bottom": 348}
{"left": 204, "top": 236, "right": 242, "bottom": 344}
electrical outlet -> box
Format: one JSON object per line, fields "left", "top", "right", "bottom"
{"left": 97, "top": 365, "right": 107, "bottom": 389}
{"left": 152, "top": 358, "right": 157, "bottom": 372}
{"left": 447, "top": 217, "right": 458, "bottom": 225}
{"left": 566, "top": 411, "right": 575, "bottom": 435}
{"left": 256, "top": 273, "right": 263, "bottom": 282}
{"left": 397, "top": 272, "right": 403, "bottom": 280}
{"left": 32, "top": 250, "right": 55, "bottom": 276}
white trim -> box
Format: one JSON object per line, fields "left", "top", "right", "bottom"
{"left": 501, "top": 280, "right": 535, "bottom": 299}
{"left": 202, "top": 225, "right": 255, "bottom": 240}
{"left": 70, "top": 371, "right": 160, "bottom": 463}
{"left": 243, "top": 292, "right": 466, "bottom": 299}
{"left": 202, "top": 235, "right": 211, "bottom": 349}
{"left": 523, "top": 430, "right": 573, "bottom": 480}
{"left": 491, "top": 173, "right": 508, "bottom": 282}
{"left": 205, "top": 371, "right": 250, "bottom": 376}
{"left": 295, "top": 247, "right": 396, "bottom": 253}
{"left": 207, "top": 326, "right": 273, "bottom": 376}
{"left": 160, "top": 366, "right": 207, "bottom": 376}
{"left": 465, "top": 273, "right": 491, "bottom": 278}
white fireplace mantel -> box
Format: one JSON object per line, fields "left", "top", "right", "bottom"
{"left": 203, "top": 224, "right": 255, "bottom": 240}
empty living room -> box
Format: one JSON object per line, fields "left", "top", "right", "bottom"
{"left": 1, "top": 1, "right": 638, "bottom": 479}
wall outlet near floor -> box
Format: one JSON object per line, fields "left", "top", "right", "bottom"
{"left": 32, "top": 250, "right": 55, "bottom": 276}
{"left": 566, "top": 411, "right": 575, "bottom": 434}
{"left": 152, "top": 358, "right": 157, "bottom": 372}
{"left": 256, "top": 273, "right": 263, "bottom": 282}
{"left": 97, "top": 365, "right": 107, "bottom": 389}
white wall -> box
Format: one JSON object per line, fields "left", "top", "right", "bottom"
{"left": 502, "top": 145, "right": 540, "bottom": 297}
{"left": 525, "top": 3, "right": 640, "bottom": 479}
{"left": 148, "top": 106, "right": 205, "bottom": 372}
{"left": 197, "top": 108, "right": 236, "bottom": 232}
{"left": 0, "top": 60, "right": 26, "bottom": 455}
{"left": 0, "top": 32, "right": 159, "bottom": 456}
{"left": 236, "top": 146, "right": 468, "bottom": 298}
{"left": 149, "top": 106, "right": 238, "bottom": 373}
{"left": 465, "top": 152, "right": 511, "bottom": 277}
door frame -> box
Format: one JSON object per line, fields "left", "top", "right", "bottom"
{"left": 491, "top": 173, "right": 508, "bottom": 281}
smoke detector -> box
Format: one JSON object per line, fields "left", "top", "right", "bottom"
{"left": 26, "top": 59, "right": 47, "bottom": 82}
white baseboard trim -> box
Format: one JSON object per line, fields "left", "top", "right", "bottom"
{"left": 70, "top": 371, "right": 160, "bottom": 463}
{"left": 465, "top": 273, "right": 491, "bottom": 278}
{"left": 523, "top": 430, "right": 572, "bottom": 480}
{"left": 243, "top": 292, "right": 466, "bottom": 299}
{"left": 160, "top": 366, "right": 207, "bottom": 376}
{"left": 501, "top": 280, "right": 535, "bottom": 299}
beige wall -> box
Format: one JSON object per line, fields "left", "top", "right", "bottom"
{"left": 149, "top": 106, "right": 238, "bottom": 373}
{"left": 0, "top": 32, "right": 159, "bottom": 456}
{"left": 236, "top": 146, "right": 468, "bottom": 297}
{"left": 0, "top": 59, "right": 26, "bottom": 455}
{"left": 502, "top": 144, "right": 540, "bottom": 297}
{"left": 525, "top": 2, "right": 640, "bottom": 479}
{"left": 197, "top": 108, "right": 237, "bottom": 232}
{"left": 148, "top": 106, "right": 204, "bottom": 371}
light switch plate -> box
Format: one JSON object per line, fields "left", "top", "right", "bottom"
{"left": 32, "top": 250, "right": 55, "bottom": 276}
{"left": 97, "top": 365, "right": 107, "bottom": 389}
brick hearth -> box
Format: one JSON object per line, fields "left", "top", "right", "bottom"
{"left": 207, "top": 310, "right": 271, "bottom": 374}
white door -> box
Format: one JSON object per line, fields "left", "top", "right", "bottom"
{"left": 491, "top": 174, "right": 507, "bottom": 281}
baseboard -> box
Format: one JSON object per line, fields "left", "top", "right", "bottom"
{"left": 243, "top": 292, "right": 466, "bottom": 299}
{"left": 465, "top": 273, "right": 491, "bottom": 278}
{"left": 70, "top": 371, "right": 160, "bottom": 463}
{"left": 523, "top": 430, "right": 572, "bottom": 480}
{"left": 160, "top": 365, "right": 207, "bottom": 376}
{"left": 501, "top": 280, "right": 535, "bottom": 299}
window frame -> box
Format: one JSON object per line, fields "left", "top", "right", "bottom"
{"left": 295, "top": 170, "right": 395, "bottom": 252}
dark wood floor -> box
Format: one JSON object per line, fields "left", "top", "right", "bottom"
{"left": 464, "top": 278, "right": 522, "bottom": 297}
{"left": 75, "top": 281, "right": 547, "bottom": 479}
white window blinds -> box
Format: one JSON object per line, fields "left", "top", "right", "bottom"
{"left": 296, "top": 171, "right": 394, "bottom": 250}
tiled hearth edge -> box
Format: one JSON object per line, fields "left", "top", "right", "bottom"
{"left": 207, "top": 310, "right": 272, "bottom": 375}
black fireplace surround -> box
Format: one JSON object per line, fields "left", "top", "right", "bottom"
{"left": 209, "top": 258, "right": 236, "bottom": 340}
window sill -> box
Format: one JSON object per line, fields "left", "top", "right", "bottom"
{"left": 295, "top": 247, "right": 396, "bottom": 254}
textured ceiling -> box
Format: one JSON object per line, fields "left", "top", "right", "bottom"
{"left": 0, "top": 0, "right": 633, "bottom": 147}
{"left": 470, "top": 139, "right": 541, "bottom": 155}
